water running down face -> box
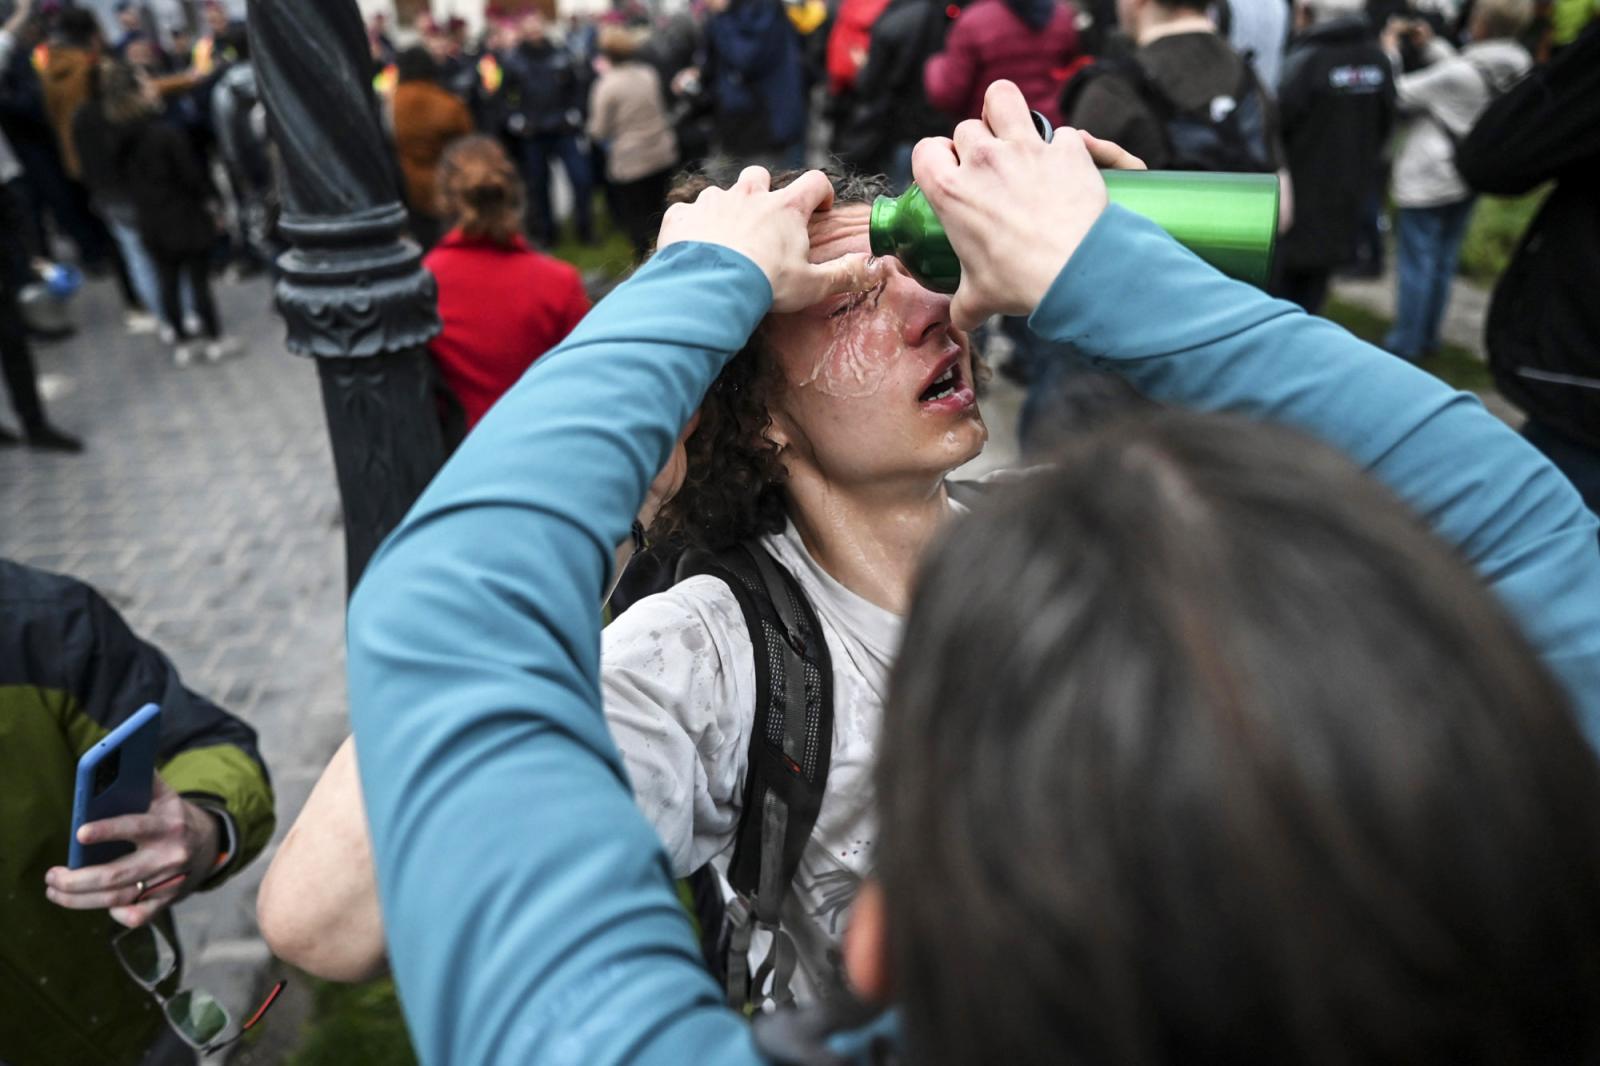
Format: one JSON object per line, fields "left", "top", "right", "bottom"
{"left": 761, "top": 206, "right": 988, "bottom": 490}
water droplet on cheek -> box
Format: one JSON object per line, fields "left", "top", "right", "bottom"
{"left": 803, "top": 306, "right": 903, "bottom": 400}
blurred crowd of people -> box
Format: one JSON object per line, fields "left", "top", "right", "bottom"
{"left": 3, "top": 0, "right": 1594, "bottom": 472}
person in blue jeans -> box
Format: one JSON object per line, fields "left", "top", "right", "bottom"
{"left": 503, "top": 14, "right": 594, "bottom": 246}
{"left": 1378, "top": 2, "right": 1531, "bottom": 359}
{"left": 344, "top": 82, "right": 1600, "bottom": 1064}
{"left": 1383, "top": 197, "right": 1474, "bottom": 359}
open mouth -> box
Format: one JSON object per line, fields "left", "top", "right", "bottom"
{"left": 918, "top": 360, "right": 963, "bottom": 404}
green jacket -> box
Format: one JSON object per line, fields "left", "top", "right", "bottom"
{"left": 0, "top": 560, "right": 275, "bottom": 1066}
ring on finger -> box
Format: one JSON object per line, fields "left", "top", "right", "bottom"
{"left": 134, "top": 879, "right": 147, "bottom": 900}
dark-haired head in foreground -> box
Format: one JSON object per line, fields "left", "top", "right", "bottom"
{"left": 857, "top": 411, "right": 1600, "bottom": 1066}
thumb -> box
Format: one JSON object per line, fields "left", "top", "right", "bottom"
{"left": 949, "top": 281, "right": 987, "bottom": 334}
{"left": 777, "top": 253, "right": 884, "bottom": 312}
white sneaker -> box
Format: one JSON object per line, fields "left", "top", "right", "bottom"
{"left": 124, "top": 311, "right": 159, "bottom": 335}
{"left": 182, "top": 312, "right": 203, "bottom": 336}
{"left": 158, "top": 323, "right": 177, "bottom": 345}
{"left": 203, "top": 337, "right": 243, "bottom": 363}
{"left": 172, "top": 343, "right": 195, "bottom": 369}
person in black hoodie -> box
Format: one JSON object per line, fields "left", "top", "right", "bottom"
{"left": 1272, "top": 0, "right": 1395, "bottom": 312}
{"left": 832, "top": 0, "right": 953, "bottom": 188}
{"left": 1455, "top": 22, "right": 1600, "bottom": 513}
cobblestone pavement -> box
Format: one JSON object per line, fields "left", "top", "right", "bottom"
{"left": 1, "top": 273, "right": 351, "bottom": 1059}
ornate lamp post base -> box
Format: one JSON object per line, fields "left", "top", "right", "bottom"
{"left": 249, "top": 0, "right": 446, "bottom": 589}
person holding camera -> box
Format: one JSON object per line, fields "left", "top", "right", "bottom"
{"left": 1379, "top": 0, "right": 1531, "bottom": 361}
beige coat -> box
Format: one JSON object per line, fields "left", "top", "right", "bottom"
{"left": 587, "top": 63, "right": 678, "bottom": 184}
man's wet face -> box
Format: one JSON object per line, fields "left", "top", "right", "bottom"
{"left": 758, "top": 205, "right": 987, "bottom": 489}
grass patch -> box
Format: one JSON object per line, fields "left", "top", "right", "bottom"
{"left": 1459, "top": 188, "right": 1547, "bottom": 283}
{"left": 548, "top": 200, "right": 637, "bottom": 283}
{"left": 285, "top": 977, "right": 416, "bottom": 1066}
{"left": 1322, "top": 297, "right": 1492, "bottom": 393}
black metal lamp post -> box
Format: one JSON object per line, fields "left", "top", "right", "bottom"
{"left": 247, "top": 0, "right": 445, "bottom": 590}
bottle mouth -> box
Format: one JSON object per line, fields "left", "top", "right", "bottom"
{"left": 868, "top": 196, "right": 895, "bottom": 257}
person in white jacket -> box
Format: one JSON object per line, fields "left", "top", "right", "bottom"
{"left": 1380, "top": 0, "right": 1530, "bottom": 361}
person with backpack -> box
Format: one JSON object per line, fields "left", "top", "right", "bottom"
{"left": 831, "top": 0, "right": 953, "bottom": 188}
{"left": 1059, "top": 0, "right": 1294, "bottom": 239}
{"left": 327, "top": 82, "right": 1600, "bottom": 1064}
{"left": 1378, "top": 0, "right": 1530, "bottom": 362}
{"left": 259, "top": 87, "right": 1600, "bottom": 1026}
{"left": 1272, "top": 0, "right": 1395, "bottom": 312}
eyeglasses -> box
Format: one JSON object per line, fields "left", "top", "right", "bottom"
{"left": 112, "top": 923, "right": 285, "bottom": 1054}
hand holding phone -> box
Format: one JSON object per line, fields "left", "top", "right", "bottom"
{"left": 48, "top": 705, "right": 225, "bottom": 927}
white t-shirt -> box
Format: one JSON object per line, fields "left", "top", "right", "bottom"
{"left": 602, "top": 502, "right": 971, "bottom": 1003}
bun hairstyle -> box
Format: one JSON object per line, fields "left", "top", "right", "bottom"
{"left": 597, "top": 24, "right": 646, "bottom": 62}
{"left": 436, "top": 135, "right": 526, "bottom": 246}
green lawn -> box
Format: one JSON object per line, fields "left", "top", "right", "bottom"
{"left": 1458, "top": 188, "right": 1547, "bottom": 283}
{"left": 546, "top": 197, "right": 639, "bottom": 284}
{"left": 284, "top": 977, "right": 416, "bottom": 1066}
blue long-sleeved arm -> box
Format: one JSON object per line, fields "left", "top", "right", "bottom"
{"left": 1031, "top": 206, "right": 1600, "bottom": 736}
{"left": 346, "top": 243, "right": 772, "bottom": 1066}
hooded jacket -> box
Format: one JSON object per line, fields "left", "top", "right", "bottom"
{"left": 0, "top": 560, "right": 275, "bottom": 1066}
{"left": 1389, "top": 36, "right": 1530, "bottom": 207}
{"left": 704, "top": 0, "right": 808, "bottom": 154}
{"left": 1456, "top": 23, "right": 1600, "bottom": 450}
{"left": 1276, "top": 15, "right": 1395, "bottom": 270}
{"left": 924, "top": 0, "right": 1082, "bottom": 125}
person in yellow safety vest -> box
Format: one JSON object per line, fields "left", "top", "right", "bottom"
{"left": 786, "top": 0, "right": 831, "bottom": 34}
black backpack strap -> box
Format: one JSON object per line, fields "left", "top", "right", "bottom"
{"left": 1058, "top": 55, "right": 1160, "bottom": 127}
{"left": 676, "top": 542, "right": 835, "bottom": 1009}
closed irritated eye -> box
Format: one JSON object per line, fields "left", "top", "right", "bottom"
{"left": 826, "top": 280, "right": 886, "bottom": 319}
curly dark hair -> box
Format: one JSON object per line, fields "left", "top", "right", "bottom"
{"left": 650, "top": 167, "right": 891, "bottom": 551}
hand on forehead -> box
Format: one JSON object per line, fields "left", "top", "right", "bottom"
{"left": 806, "top": 205, "right": 872, "bottom": 265}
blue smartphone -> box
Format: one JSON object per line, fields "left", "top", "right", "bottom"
{"left": 68, "top": 702, "right": 162, "bottom": 869}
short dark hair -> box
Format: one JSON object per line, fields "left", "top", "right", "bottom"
{"left": 56, "top": 8, "right": 102, "bottom": 48}
{"left": 395, "top": 45, "right": 437, "bottom": 83}
{"left": 880, "top": 411, "right": 1600, "bottom": 1066}
{"left": 650, "top": 167, "right": 890, "bottom": 551}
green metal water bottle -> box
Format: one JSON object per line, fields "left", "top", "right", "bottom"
{"left": 869, "top": 170, "right": 1280, "bottom": 291}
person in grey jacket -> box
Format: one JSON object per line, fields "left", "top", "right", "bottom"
{"left": 588, "top": 26, "right": 678, "bottom": 260}
{"left": 1380, "top": 0, "right": 1530, "bottom": 361}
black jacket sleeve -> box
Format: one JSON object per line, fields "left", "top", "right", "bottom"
{"left": 1457, "top": 23, "right": 1600, "bottom": 194}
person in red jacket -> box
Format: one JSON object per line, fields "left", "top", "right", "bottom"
{"left": 424, "top": 135, "right": 590, "bottom": 434}
{"left": 924, "top": 0, "right": 1083, "bottom": 126}
{"left": 826, "top": 0, "right": 894, "bottom": 97}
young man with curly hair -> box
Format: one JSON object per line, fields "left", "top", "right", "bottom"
{"left": 257, "top": 84, "right": 1600, "bottom": 1020}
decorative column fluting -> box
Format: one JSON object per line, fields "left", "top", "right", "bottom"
{"left": 247, "top": 0, "right": 445, "bottom": 589}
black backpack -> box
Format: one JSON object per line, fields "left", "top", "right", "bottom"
{"left": 614, "top": 482, "right": 1004, "bottom": 1009}
{"left": 1061, "top": 52, "right": 1276, "bottom": 173}
{"left": 672, "top": 542, "right": 835, "bottom": 1010}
